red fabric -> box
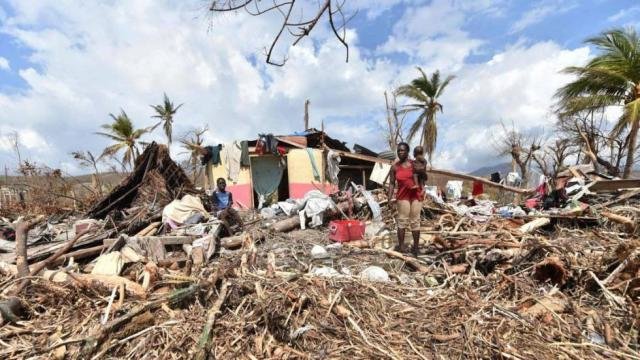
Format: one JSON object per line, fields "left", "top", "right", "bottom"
{"left": 536, "top": 183, "right": 548, "bottom": 197}
{"left": 472, "top": 181, "right": 484, "bottom": 196}
{"left": 394, "top": 162, "right": 420, "bottom": 201}
{"left": 277, "top": 145, "right": 287, "bottom": 156}
{"left": 525, "top": 198, "right": 540, "bottom": 209}
{"left": 255, "top": 140, "right": 265, "bottom": 155}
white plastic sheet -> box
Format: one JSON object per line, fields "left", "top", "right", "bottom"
{"left": 446, "top": 181, "right": 463, "bottom": 200}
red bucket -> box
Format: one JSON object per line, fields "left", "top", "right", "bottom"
{"left": 328, "top": 220, "right": 366, "bottom": 242}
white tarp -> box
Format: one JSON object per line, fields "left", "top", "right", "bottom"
{"left": 298, "top": 190, "right": 335, "bottom": 229}
{"left": 370, "top": 163, "right": 391, "bottom": 185}
{"left": 162, "top": 194, "right": 209, "bottom": 224}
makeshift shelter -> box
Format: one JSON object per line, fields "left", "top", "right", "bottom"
{"left": 203, "top": 130, "right": 385, "bottom": 208}
{"left": 87, "top": 142, "right": 195, "bottom": 220}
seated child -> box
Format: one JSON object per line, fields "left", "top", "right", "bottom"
{"left": 412, "top": 146, "right": 428, "bottom": 195}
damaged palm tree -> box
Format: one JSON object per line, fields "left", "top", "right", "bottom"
{"left": 395, "top": 68, "right": 454, "bottom": 162}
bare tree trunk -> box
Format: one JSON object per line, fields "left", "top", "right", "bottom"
{"left": 623, "top": 119, "right": 639, "bottom": 178}
{"left": 13, "top": 216, "right": 44, "bottom": 294}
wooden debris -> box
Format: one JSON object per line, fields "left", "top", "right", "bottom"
{"left": 40, "top": 270, "right": 146, "bottom": 299}
{"left": 533, "top": 257, "right": 568, "bottom": 286}
{"left": 519, "top": 218, "right": 551, "bottom": 234}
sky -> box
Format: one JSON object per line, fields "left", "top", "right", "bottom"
{"left": 0, "top": 0, "right": 639, "bottom": 175}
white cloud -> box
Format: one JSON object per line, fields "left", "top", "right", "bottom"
{"left": 511, "top": 0, "right": 577, "bottom": 33}
{"left": 377, "top": 0, "right": 504, "bottom": 72}
{"left": 0, "top": 0, "right": 598, "bottom": 175}
{"left": 607, "top": 6, "right": 640, "bottom": 23}
{"left": 0, "top": 57, "right": 9, "bottom": 71}
{"left": 0, "top": 0, "right": 397, "bottom": 173}
{"left": 430, "top": 41, "right": 591, "bottom": 170}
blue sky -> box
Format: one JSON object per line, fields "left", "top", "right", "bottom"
{"left": 0, "top": 0, "right": 639, "bottom": 174}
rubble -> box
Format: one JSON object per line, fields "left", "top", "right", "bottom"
{"left": 0, "top": 146, "right": 639, "bottom": 359}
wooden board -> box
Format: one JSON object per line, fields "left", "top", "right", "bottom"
{"left": 589, "top": 179, "right": 640, "bottom": 192}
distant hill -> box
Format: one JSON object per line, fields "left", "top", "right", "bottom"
{"left": 469, "top": 162, "right": 512, "bottom": 177}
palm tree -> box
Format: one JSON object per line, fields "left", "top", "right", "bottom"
{"left": 179, "top": 126, "right": 208, "bottom": 183}
{"left": 556, "top": 28, "right": 640, "bottom": 178}
{"left": 151, "top": 93, "right": 183, "bottom": 146}
{"left": 395, "top": 67, "right": 454, "bottom": 162}
{"left": 96, "top": 110, "right": 150, "bottom": 170}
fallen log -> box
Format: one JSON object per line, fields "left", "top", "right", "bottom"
{"left": 600, "top": 211, "right": 636, "bottom": 232}
{"left": 195, "top": 281, "right": 230, "bottom": 360}
{"left": 272, "top": 200, "right": 354, "bottom": 233}
{"left": 272, "top": 216, "right": 302, "bottom": 233}
{"left": 220, "top": 231, "right": 264, "bottom": 250}
{"left": 41, "top": 270, "right": 145, "bottom": 299}
{"left": 448, "top": 239, "right": 522, "bottom": 249}
{"left": 519, "top": 218, "right": 551, "bottom": 234}
{"left": 427, "top": 168, "right": 533, "bottom": 194}
{"left": 103, "top": 236, "right": 196, "bottom": 247}
{"left": 135, "top": 222, "right": 161, "bottom": 236}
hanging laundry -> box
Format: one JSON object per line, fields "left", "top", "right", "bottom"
{"left": 201, "top": 145, "right": 222, "bottom": 166}
{"left": 222, "top": 142, "right": 242, "bottom": 182}
{"left": 240, "top": 141, "right": 250, "bottom": 167}
{"left": 306, "top": 148, "right": 321, "bottom": 181}
{"left": 258, "top": 134, "right": 279, "bottom": 156}
{"left": 472, "top": 181, "right": 484, "bottom": 196}
{"left": 490, "top": 172, "right": 501, "bottom": 183}
{"left": 326, "top": 149, "right": 341, "bottom": 184}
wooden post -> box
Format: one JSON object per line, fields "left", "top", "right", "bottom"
{"left": 304, "top": 99, "right": 310, "bottom": 130}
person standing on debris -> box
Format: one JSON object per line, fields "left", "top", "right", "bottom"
{"left": 387, "top": 142, "right": 422, "bottom": 256}
{"left": 211, "top": 178, "right": 243, "bottom": 233}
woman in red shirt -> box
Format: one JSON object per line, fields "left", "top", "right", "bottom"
{"left": 387, "top": 142, "right": 422, "bottom": 256}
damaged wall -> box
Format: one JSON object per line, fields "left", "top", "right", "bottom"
{"left": 206, "top": 148, "right": 337, "bottom": 208}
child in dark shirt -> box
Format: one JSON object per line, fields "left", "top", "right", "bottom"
{"left": 412, "top": 146, "right": 428, "bottom": 194}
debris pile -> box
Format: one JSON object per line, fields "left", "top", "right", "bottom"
{"left": 0, "top": 152, "right": 639, "bottom": 359}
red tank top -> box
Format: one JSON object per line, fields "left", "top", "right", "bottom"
{"left": 394, "top": 161, "right": 420, "bottom": 201}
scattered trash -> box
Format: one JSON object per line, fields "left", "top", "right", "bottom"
{"left": 310, "top": 245, "right": 329, "bottom": 259}
{"left": 359, "top": 266, "right": 389, "bottom": 282}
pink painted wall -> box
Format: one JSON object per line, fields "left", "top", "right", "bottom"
{"left": 226, "top": 183, "right": 252, "bottom": 209}
{"left": 289, "top": 183, "right": 338, "bottom": 200}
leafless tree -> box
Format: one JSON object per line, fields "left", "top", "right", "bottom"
{"left": 71, "top": 150, "right": 104, "bottom": 195}
{"left": 209, "top": 0, "right": 354, "bottom": 66}
{"left": 557, "top": 111, "right": 628, "bottom": 176}
{"left": 7, "top": 131, "right": 22, "bottom": 166}
{"left": 532, "top": 138, "right": 577, "bottom": 185}
{"left": 494, "top": 122, "right": 541, "bottom": 187}
{"left": 382, "top": 91, "right": 406, "bottom": 152}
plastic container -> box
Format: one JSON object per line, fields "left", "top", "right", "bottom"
{"left": 329, "top": 220, "right": 366, "bottom": 242}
